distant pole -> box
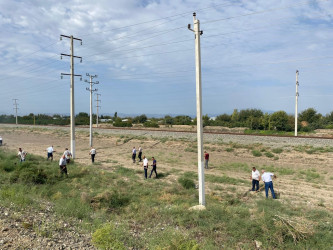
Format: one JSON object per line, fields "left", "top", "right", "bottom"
{"left": 13, "top": 99, "right": 19, "bottom": 125}
{"left": 96, "top": 93, "right": 101, "bottom": 128}
{"left": 85, "top": 74, "right": 98, "bottom": 147}
{"left": 295, "top": 70, "right": 299, "bottom": 137}
{"left": 60, "top": 34, "right": 82, "bottom": 159}
{"left": 188, "top": 12, "right": 205, "bottom": 206}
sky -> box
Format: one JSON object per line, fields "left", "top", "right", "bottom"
{"left": 1, "top": 0, "right": 333, "bottom": 117}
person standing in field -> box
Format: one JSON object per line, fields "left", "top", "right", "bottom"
{"left": 47, "top": 145, "right": 56, "bottom": 161}
{"left": 142, "top": 155, "right": 148, "bottom": 179}
{"left": 261, "top": 170, "right": 276, "bottom": 199}
{"left": 89, "top": 147, "right": 96, "bottom": 163}
{"left": 18, "top": 148, "right": 27, "bottom": 162}
{"left": 59, "top": 155, "right": 68, "bottom": 177}
{"left": 149, "top": 157, "right": 158, "bottom": 178}
{"left": 138, "top": 146, "right": 143, "bottom": 162}
{"left": 63, "top": 148, "right": 72, "bottom": 164}
{"left": 251, "top": 167, "right": 260, "bottom": 191}
{"left": 204, "top": 151, "right": 209, "bottom": 169}
{"left": 132, "top": 147, "right": 136, "bottom": 163}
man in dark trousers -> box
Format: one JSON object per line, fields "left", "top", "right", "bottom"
{"left": 204, "top": 151, "right": 209, "bottom": 169}
{"left": 89, "top": 147, "right": 96, "bottom": 163}
{"left": 59, "top": 155, "right": 68, "bottom": 177}
{"left": 149, "top": 157, "right": 158, "bottom": 178}
{"left": 132, "top": 147, "right": 136, "bottom": 163}
{"left": 138, "top": 146, "right": 142, "bottom": 162}
{"left": 142, "top": 155, "right": 148, "bottom": 179}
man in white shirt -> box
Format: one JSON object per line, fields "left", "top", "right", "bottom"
{"left": 18, "top": 148, "right": 27, "bottom": 162}
{"left": 89, "top": 147, "right": 96, "bottom": 163}
{"left": 142, "top": 155, "right": 148, "bottom": 179}
{"left": 63, "top": 148, "right": 72, "bottom": 163}
{"left": 0, "top": 136, "right": 2, "bottom": 146}
{"left": 261, "top": 170, "right": 276, "bottom": 199}
{"left": 47, "top": 146, "right": 56, "bottom": 161}
{"left": 251, "top": 167, "right": 260, "bottom": 191}
{"left": 59, "top": 155, "right": 68, "bottom": 177}
{"left": 132, "top": 147, "right": 136, "bottom": 163}
{"left": 138, "top": 146, "right": 142, "bottom": 162}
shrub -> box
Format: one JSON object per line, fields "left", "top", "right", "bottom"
{"left": 252, "top": 150, "right": 262, "bottom": 157}
{"left": 11, "top": 166, "right": 48, "bottom": 184}
{"left": 178, "top": 177, "right": 195, "bottom": 189}
{"left": 264, "top": 152, "right": 274, "bottom": 158}
{"left": 92, "top": 224, "right": 126, "bottom": 250}
{"left": 143, "top": 121, "right": 159, "bottom": 128}
{"left": 272, "top": 148, "right": 283, "bottom": 154}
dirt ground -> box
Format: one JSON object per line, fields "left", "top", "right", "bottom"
{"left": 1, "top": 124, "right": 332, "bottom": 211}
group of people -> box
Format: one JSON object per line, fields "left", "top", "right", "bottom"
{"left": 251, "top": 167, "right": 277, "bottom": 199}
{"left": 132, "top": 146, "right": 157, "bottom": 179}
{"left": 131, "top": 146, "right": 143, "bottom": 163}
{"left": 17, "top": 145, "right": 97, "bottom": 178}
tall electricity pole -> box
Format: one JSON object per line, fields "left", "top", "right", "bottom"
{"left": 60, "top": 35, "right": 82, "bottom": 159}
{"left": 295, "top": 70, "right": 299, "bottom": 137}
{"left": 188, "top": 12, "right": 205, "bottom": 207}
{"left": 95, "top": 93, "right": 101, "bottom": 128}
{"left": 13, "top": 99, "right": 19, "bottom": 125}
{"left": 85, "top": 74, "right": 99, "bottom": 147}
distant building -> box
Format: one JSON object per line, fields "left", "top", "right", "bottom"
{"left": 100, "top": 119, "right": 111, "bottom": 122}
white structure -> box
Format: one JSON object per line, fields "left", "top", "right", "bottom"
{"left": 188, "top": 12, "right": 205, "bottom": 206}
{"left": 295, "top": 70, "right": 299, "bottom": 137}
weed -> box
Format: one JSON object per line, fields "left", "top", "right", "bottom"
{"left": 252, "top": 150, "right": 262, "bottom": 157}
{"left": 264, "top": 151, "right": 274, "bottom": 158}
{"left": 272, "top": 148, "right": 283, "bottom": 154}
{"left": 178, "top": 177, "right": 195, "bottom": 189}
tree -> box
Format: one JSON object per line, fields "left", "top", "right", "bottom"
{"left": 299, "top": 108, "right": 321, "bottom": 124}
{"left": 164, "top": 115, "right": 174, "bottom": 125}
{"left": 270, "top": 111, "right": 290, "bottom": 131}
{"left": 133, "top": 114, "right": 147, "bottom": 124}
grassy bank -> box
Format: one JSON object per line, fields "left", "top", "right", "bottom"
{"left": 0, "top": 148, "right": 332, "bottom": 249}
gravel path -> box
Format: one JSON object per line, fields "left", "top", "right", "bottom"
{"left": 2, "top": 124, "right": 333, "bottom": 148}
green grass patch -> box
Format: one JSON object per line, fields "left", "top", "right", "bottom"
{"left": 252, "top": 150, "right": 262, "bottom": 157}
{"left": 0, "top": 149, "right": 332, "bottom": 249}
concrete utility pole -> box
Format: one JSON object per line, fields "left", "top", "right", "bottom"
{"left": 295, "top": 70, "right": 299, "bottom": 137}
{"left": 85, "top": 74, "right": 99, "bottom": 147}
{"left": 60, "top": 35, "right": 82, "bottom": 159}
{"left": 13, "top": 99, "right": 19, "bottom": 125}
{"left": 95, "top": 93, "right": 101, "bottom": 128}
{"left": 188, "top": 12, "right": 205, "bottom": 206}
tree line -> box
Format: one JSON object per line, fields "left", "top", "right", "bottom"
{"left": 1, "top": 108, "right": 332, "bottom": 132}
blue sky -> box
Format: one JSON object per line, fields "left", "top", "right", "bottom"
{"left": 1, "top": 0, "right": 333, "bottom": 117}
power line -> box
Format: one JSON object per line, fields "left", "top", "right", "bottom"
{"left": 203, "top": 0, "right": 328, "bottom": 25}
{"left": 78, "top": 2, "right": 239, "bottom": 37}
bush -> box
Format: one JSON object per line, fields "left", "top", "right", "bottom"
{"left": 143, "top": 121, "right": 159, "bottom": 128}
{"left": 252, "top": 150, "right": 262, "bottom": 157}
{"left": 272, "top": 148, "right": 283, "bottom": 154}
{"left": 264, "top": 152, "right": 274, "bottom": 158}
{"left": 92, "top": 223, "right": 126, "bottom": 250}
{"left": 11, "top": 165, "right": 48, "bottom": 184}
{"left": 178, "top": 177, "right": 195, "bottom": 189}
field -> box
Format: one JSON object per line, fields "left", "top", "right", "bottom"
{"left": 0, "top": 124, "right": 332, "bottom": 249}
